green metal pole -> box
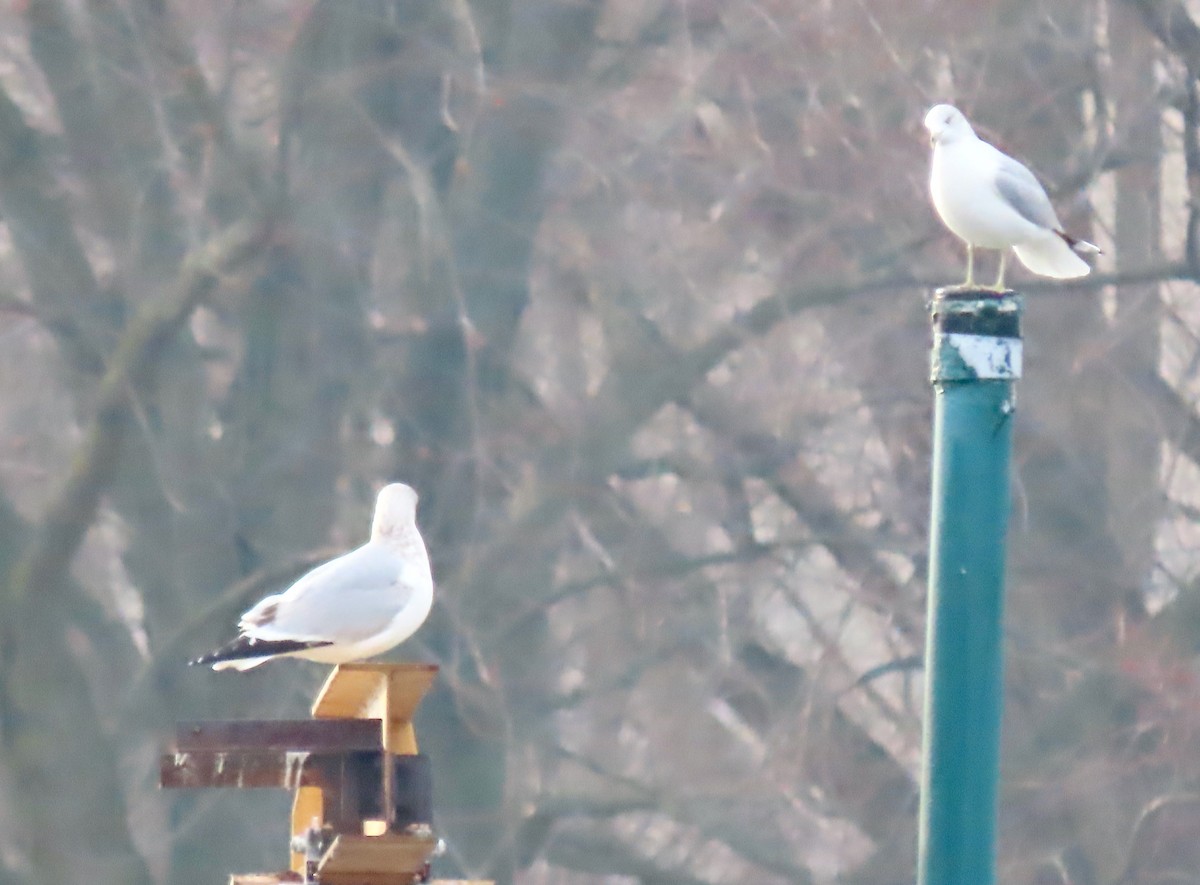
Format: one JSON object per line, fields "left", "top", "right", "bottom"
{"left": 917, "top": 290, "right": 1022, "bottom": 885}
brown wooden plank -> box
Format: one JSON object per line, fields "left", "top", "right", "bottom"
{"left": 174, "top": 719, "right": 382, "bottom": 752}
{"left": 317, "top": 833, "right": 436, "bottom": 882}
{"left": 161, "top": 750, "right": 319, "bottom": 789}
{"left": 161, "top": 749, "right": 382, "bottom": 796}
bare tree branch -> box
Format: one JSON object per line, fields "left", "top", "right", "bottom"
{"left": 6, "top": 217, "right": 269, "bottom": 611}
{"left": 1121, "top": 0, "right": 1200, "bottom": 69}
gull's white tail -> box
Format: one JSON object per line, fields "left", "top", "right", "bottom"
{"left": 1012, "top": 231, "right": 1093, "bottom": 279}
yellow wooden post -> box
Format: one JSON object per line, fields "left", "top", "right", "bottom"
{"left": 170, "top": 662, "right": 488, "bottom": 884}
{"left": 310, "top": 662, "right": 437, "bottom": 754}
{"left": 287, "top": 663, "right": 440, "bottom": 879}
{"left": 288, "top": 786, "right": 325, "bottom": 872}
{"left": 234, "top": 879, "right": 492, "bottom": 885}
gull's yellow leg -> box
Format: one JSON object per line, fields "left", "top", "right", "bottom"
{"left": 993, "top": 252, "right": 1007, "bottom": 291}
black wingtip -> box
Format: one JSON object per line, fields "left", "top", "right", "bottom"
{"left": 190, "top": 636, "right": 335, "bottom": 668}
{"left": 1058, "top": 230, "right": 1102, "bottom": 256}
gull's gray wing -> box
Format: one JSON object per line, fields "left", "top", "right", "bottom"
{"left": 993, "top": 154, "right": 1062, "bottom": 232}
{"left": 241, "top": 543, "right": 411, "bottom": 642}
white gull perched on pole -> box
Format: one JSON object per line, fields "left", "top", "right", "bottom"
{"left": 923, "top": 104, "right": 1099, "bottom": 290}
{"left": 192, "top": 483, "right": 433, "bottom": 671}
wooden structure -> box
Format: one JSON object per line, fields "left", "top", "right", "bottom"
{"left": 161, "top": 663, "right": 488, "bottom": 885}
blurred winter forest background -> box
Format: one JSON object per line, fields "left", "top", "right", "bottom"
{"left": 3, "top": 0, "right": 1200, "bottom": 883}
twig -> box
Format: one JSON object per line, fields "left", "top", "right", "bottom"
{"left": 6, "top": 217, "right": 270, "bottom": 610}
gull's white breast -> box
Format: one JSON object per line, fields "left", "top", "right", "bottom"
{"left": 931, "top": 140, "right": 1044, "bottom": 249}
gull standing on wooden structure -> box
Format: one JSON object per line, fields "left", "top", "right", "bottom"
{"left": 924, "top": 104, "right": 1099, "bottom": 290}
{"left": 193, "top": 483, "right": 433, "bottom": 671}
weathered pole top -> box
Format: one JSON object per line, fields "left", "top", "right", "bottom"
{"left": 929, "top": 289, "right": 1022, "bottom": 384}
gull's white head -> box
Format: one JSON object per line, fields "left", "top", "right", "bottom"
{"left": 371, "top": 482, "right": 420, "bottom": 540}
{"left": 924, "top": 104, "right": 975, "bottom": 146}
